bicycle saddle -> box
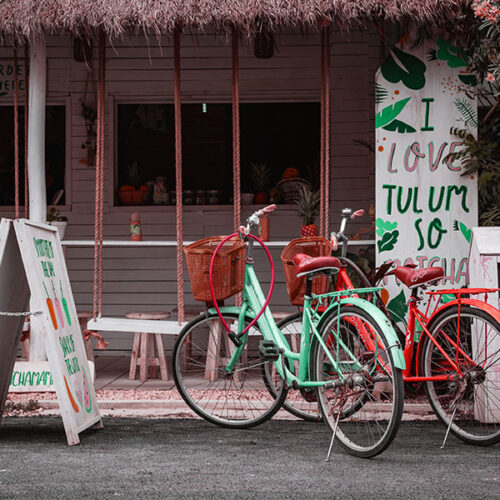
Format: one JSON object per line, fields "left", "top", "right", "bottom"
{"left": 393, "top": 266, "right": 444, "bottom": 289}
{"left": 293, "top": 253, "right": 341, "bottom": 278}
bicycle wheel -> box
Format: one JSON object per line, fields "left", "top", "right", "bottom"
{"left": 421, "top": 305, "right": 500, "bottom": 445}
{"left": 262, "top": 312, "right": 320, "bottom": 422}
{"left": 173, "top": 311, "right": 287, "bottom": 428}
{"left": 313, "top": 305, "right": 404, "bottom": 458}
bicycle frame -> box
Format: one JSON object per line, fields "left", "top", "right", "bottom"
{"left": 209, "top": 239, "right": 405, "bottom": 388}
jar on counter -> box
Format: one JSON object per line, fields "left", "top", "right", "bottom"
{"left": 153, "top": 176, "right": 168, "bottom": 205}
{"left": 183, "top": 190, "right": 194, "bottom": 205}
{"left": 206, "top": 190, "right": 220, "bottom": 205}
{"left": 194, "top": 190, "right": 206, "bottom": 205}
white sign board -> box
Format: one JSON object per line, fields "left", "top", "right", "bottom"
{"left": 375, "top": 35, "right": 478, "bottom": 321}
{"left": 0, "top": 219, "right": 102, "bottom": 445}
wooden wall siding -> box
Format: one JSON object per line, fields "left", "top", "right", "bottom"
{"left": 0, "top": 29, "right": 376, "bottom": 352}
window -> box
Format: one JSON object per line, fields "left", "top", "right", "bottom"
{"left": 0, "top": 105, "right": 66, "bottom": 205}
{"left": 116, "top": 102, "right": 320, "bottom": 205}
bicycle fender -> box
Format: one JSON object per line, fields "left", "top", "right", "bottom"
{"left": 430, "top": 298, "right": 500, "bottom": 325}
{"left": 338, "top": 297, "right": 406, "bottom": 370}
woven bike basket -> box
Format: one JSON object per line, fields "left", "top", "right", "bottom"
{"left": 185, "top": 236, "right": 245, "bottom": 302}
{"left": 281, "top": 237, "right": 332, "bottom": 306}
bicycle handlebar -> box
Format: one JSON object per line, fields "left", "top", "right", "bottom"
{"left": 240, "top": 204, "right": 277, "bottom": 236}
{"left": 331, "top": 207, "right": 364, "bottom": 257}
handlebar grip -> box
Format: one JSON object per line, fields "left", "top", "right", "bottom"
{"left": 351, "top": 209, "right": 365, "bottom": 219}
{"left": 261, "top": 204, "right": 277, "bottom": 215}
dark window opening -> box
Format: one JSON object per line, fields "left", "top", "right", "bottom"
{"left": 0, "top": 105, "right": 66, "bottom": 206}
{"left": 116, "top": 102, "right": 320, "bottom": 205}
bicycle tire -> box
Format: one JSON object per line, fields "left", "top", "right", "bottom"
{"left": 313, "top": 305, "right": 404, "bottom": 458}
{"left": 421, "top": 305, "right": 500, "bottom": 446}
{"left": 173, "top": 311, "right": 287, "bottom": 429}
{"left": 261, "top": 312, "right": 321, "bottom": 422}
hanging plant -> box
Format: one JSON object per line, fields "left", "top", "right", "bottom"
{"left": 80, "top": 99, "right": 97, "bottom": 166}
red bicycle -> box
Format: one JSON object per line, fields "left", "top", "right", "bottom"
{"left": 279, "top": 209, "right": 500, "bottom": 446}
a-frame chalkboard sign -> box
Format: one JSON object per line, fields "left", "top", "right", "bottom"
{"left": 0, "top": 219, "right": 102, "bottom": 445}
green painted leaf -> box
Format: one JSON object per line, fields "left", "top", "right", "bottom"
{"left": 436, "top": 38, "right": 468, "bottom": 68}
{"left": 381, "top": 47, "right": 426, "bottom": 90}
{"left": 454, "top": 98, "right": 478, "bottom": 128}
{"left": 375, "top": 83, "right": 388, "bottom": 104}
{"left": 0, "top": 92, "right": 7, "bottom": 97}
{"left": 453, "top": 219, "right": 472, "bottom": 243}
{"left": 458, "top": 74, "right": 478, "bottom": 87}
{"left": 382, "top": 119, "right": 417, "bottom": 134}
{"left": 375, "top": 98, "right": 411, "bottom": 129}
{"left": 376, "top": 218, "right": 398, "bottom": 237}
{"left": 387, "top": 290, "right": 408, "bottom": 324}
{"left": 377, "top": 230, "right": 399, "bottom": 253}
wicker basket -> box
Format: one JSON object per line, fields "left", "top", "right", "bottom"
{"left": 277, "top": 178, "right": 311, "bottom": 203}
{"left": 185, "top": 236, "right": 245, "bottom": 302}
{"left": 281, "top": 237, "right": 332, "bottom": 305}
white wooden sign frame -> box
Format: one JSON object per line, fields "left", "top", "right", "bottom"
{"left": 0, "top": 219, "right": 102, "bottom": 445}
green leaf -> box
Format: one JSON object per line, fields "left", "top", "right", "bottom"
{"left": 387, "top": 290, "right": 408, "bottom": 324}
{"left": 382, "top": 119, "right": 417, "bottom": 133}
{"left": 458, "top": 74, "right": 478, "bottom": 87}
{"left": 375, "top": 98, "right": 411, "bottom": 129}
{"left": 381, "top": 48, "right": 426, "bottom": 90}
{"left": 454, "top": 98, "right": 478, "bottom": 128}
{"left": 0, "top": 92, "right": 7, "bottom": 97}
{"left": 375, "top": 83, "right": 388, "bottom": 104}
{"left": 377, "top": 230, "right": 399, "bottom": 253}
{"left": 436, "top": 38, "right": 468, "bottom": 68}
{"left": 375, "top": 218, "right": 398, "bottom": 237}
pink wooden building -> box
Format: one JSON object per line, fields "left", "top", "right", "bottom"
{"left": 0, "top": 0, "right": 469, "bottom": 354}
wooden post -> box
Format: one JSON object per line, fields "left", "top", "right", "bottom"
{"left": 27, "top": 36, "right": 47, "bottom": 361}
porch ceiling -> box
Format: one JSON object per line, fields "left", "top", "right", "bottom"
{"left": 0, "top": 0, "right": 471, "bottom": 41}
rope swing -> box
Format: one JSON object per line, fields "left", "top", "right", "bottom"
{"left": 92, "top": 30, "right": 106, "bottom": 320}
{"left": 319, "top": 25, "right": 331, "bottom": 237}
{"left": 174, "top": 27, "right": 184, "bottom": 324}
{"left": 231, "top": 28, "right": 241, "bottom": 231}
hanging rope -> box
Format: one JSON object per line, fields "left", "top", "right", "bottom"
{"left": 92, "top": 31, "right": 106, "bottom": 320}
{"left": 24, "top": 44, "right": 29, "bottom": 218}
{"left": 319, "top": 26, "right": 331, "bottom": 237}
{"left": 174, "top": 27, "right": 184, "bottom": 324}
{"left": 232, "top": 28, "right": 241, "bottom": 231}
{"left": 319, "top": 30, "right": 325, "bottom": 237}
{"left": 13, "top": 45, "right": 20, "bottom": 219}
{"left": 324, "top": 26, "right": 331, "bottom": 237}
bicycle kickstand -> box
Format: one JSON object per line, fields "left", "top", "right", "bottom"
{"left": 325, "top": 408, "right": 342, "bottom": 462}
{"left": 440, "top": 406, "right": 457, "bottom": 449}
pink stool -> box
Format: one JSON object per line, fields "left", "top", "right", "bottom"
{"left": 127, "top": 312, "right": 171, "bottom": 382}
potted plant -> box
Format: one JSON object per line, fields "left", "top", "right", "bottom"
{"left": 296, "top": 184, "right": 320, "bottom": 237}
{"left": 250, "top": 162, "right": 271, "bottom": 204}
{"left": 118, "top": 161, "right": 149, "bottom": 205}
{"left": 47, "top": 207, "right": 68, "bottom": 240}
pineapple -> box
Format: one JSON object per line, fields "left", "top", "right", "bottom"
{"left": 250, "top": 163, "right": 271, "bottom": 204}
{"left": 127, "top": 161, "right": 142, "bottom": 189}
{"left": 296, "top": 185, "right": 320, "bottom": 237}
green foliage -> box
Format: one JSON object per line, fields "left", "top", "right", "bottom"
{"left": 382, "top": 119, "right": 417, "bottom": 133}
{"left": 375, "top": 83, "right": 388, "bottom": 104}
{"left": 454, "top": 98, "right": 478, "bottom": 128}
{"left": 377, "top": 230, "right": 399, "bottom": 253}
{"left": 296, "top": 184, "right": 320, "bottom": 225}
{"left": 375, "top": 98, "right": 411, "bottom": 128}
{"left": 249, "top": 163, "right": 272, "bottom": 192}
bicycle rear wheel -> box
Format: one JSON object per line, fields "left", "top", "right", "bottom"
{"left": 173, "top": 311, "right": 287, "bottom": 428}
{"left": 421, "top": 305, "right": 500, "bottom": 445}
{"left": 313, "top": 305, "right": 404, "bottom": 458}
{"left": 264, "top": 312, "right": 320, "bottom": 422}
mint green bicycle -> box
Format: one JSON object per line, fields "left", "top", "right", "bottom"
{"left": 173, "top": 206, "right": 405, "bottom": 457}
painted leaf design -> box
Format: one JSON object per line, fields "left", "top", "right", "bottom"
{"left": 387, "top": 290, "right": 408, "bottom": 324}
{"left": 377, "top": 230, "right": 399, "bottom": 253}
{"left": 458, "top": 74, "right": 478, "bottom": 87}
{"left": 0, "top": 92, "right": 7, "bottom": 97}
{"left": 375, "top": 83, "right": 388, "bottom": 104}
{"left": 381, "top": 47, "right": 426, "bottom": 90}
{"left": 454, "top": 98, "right": 478, "bottom": 128}
{"left": 382, "top": 119, "right": 417, "bottom": 133}
{"left": 436, "top": 38, "right": 467, "bottom": 68}
{"left": 375, "top": 98, "right": 411, "bottom": 129}
{"left": 376, "top": 218, "right": 398, "bottom": 237}
{"left": 453, "top": 220, "right": 472, "bottom": 243}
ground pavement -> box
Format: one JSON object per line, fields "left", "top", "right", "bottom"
{"left": 0, "top": 417, "right": 498, "bottom": 499}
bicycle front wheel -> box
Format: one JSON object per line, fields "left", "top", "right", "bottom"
{"left": 173, "top": 311, "right": 287, "bottom": 428}
{"left": 421, "top": 305, "right": 500, "bottom": 445}
{"left": 314, "top": 305, "right": 404, "bottom": 458}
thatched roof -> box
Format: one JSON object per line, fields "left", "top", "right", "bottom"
{"left": 0, "top": 0, "right": 471, "bottom": 40}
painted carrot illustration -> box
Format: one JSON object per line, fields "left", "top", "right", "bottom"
{"left": 60, "top": 280, "right": 72, "bottom": 326}
{"left": 52, "top": 280, "right": 65, "bottom": 328}
{"left": 43, "top": 282, "right": 58, "bottom": 330}
{"left": 64, "top": 375, "right": 80, "bottom": 413}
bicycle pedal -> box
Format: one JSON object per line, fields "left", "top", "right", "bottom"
{"left": 259, "top": 340, "right": 280, "bottom": 361}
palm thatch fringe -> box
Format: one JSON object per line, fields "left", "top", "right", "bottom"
{"left": 0, "top": 0, "right": 471, "bottom": 41}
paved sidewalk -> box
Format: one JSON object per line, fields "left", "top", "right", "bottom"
{"left": 0, "top": 418, "right": 498, "bottom": 499}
